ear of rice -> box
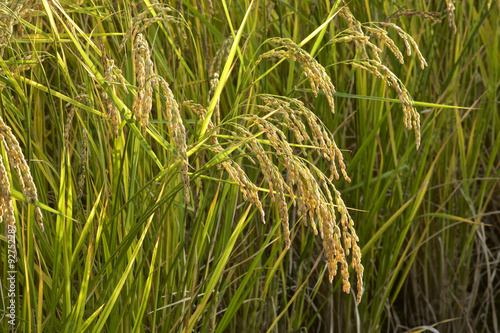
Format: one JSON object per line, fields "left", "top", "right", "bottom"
{"left": 159, "top": 78, "right": 190, "bottom": 203}
{"left": 255, "top": 38, "right": 336, "bottom": 115}
{"left": 0, "top": 153, "right": 15, "bottom": 227}
{"left": 133, "top": 33, "right": 158, "bottom": 135}
{"left": 203, "top": 95, "right": 364, "bottom": 301}
{"left": 0, "top": 116, "right": 43, "bottom": 231}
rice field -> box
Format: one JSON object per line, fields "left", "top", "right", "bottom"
{"left": 0, "top": 0, "right": 498, "bottom": 332}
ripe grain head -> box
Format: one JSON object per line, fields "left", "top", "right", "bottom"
{"left": 133, "top": 33, "right": 157, "bottom": 135}
{"left": 0, "top": 154, "right": 15, "bottom": 227}
{"left": 159, "top": 77, "right": 190, "bottom": 203}
{"left": 255, "top": 38, "right": 336, "bottom": 114}
{"left": 119, "top": 3, "right": 179, "bottom": 52}
{"left": 0, "top": 116, "right": 43, "bottom": 231}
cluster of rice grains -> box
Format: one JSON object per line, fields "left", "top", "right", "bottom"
{"left": 0, "top": 153, "right": 14, "bottom": 226}
{"left": 242, "top": 6, "right": 429, "bottom": 302}
{"left": 101, "top": 10, "right": 191, "bottom": 202}
{"left": 118, "top": 3, "right": 180, "bottom": 52}
{"left": 131, "top": 32, "right": 190, "bottom": 203}
{"left": 0, "top": 116, "right": 43, "bottom": 231}
{"left": 335, "top": 6, "right": 427, "bottom": 149}
{"left": 445, "top": 0, "right": 457, "bottom": 32}
{"left": 187, "top": 94, "right": 364, "bottom": 302}
{"left": 119, "top": 4, "right": 190, "bottom": 202}
{"left": 0, "top": 0, "right": 40, "bottom": 57}
{"left": 255, "top": 38, "right": 337, "bottom": 115}
{"left": 100, "top": 44, "right": 128, "bottom": 138}
{"left": 186, "top": 102, "right": 264, "bottom": 222}
{"left": 255, "top": 97, "right": 363, "bottom": 302}
{"left": 132, "top": 33, "right": 157, "bottom": 135}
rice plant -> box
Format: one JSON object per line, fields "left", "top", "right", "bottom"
{"left": 0, "top": 0, "right": 498, "bottom": 332}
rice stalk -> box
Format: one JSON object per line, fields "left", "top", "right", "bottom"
{"left": 382, "top": 23, "right": 428, "bottom": 69}
{"left": 258, "top": 96, "right": 350, "bottom": 182}
{"left": 332, "top": 11, "right": 428, "bottom": 149}
{"left": 188, "top": 102, "right": 265, "bottom": 220}
{"left": 364, "top": 25, "right": 405, "bottom": 64}
{"left": 208, "top": 34, "right": 235, "bottom": 80}
{"left": 252, "top": 97, "right": 363, "bottom": 301}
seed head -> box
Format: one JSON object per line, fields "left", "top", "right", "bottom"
{"left": 445, "top": 0, "right": 457, "bottom": 33}
{"left": 0, "top": 116, "right": 43, "bottom": 231}
{"left": 0, "top": 154, "right": 15, "bottom": 227}
{"left": 159, "top": 78, "right": 190, "bottom": 203}
{"left": 77, "top": 129, "right": 88, "bottom": 201}
{"left": 133, "top": 33, "right": 158, "bottom": 135}
{"left": 120, "top": 3, "right": 178, "bottom": 51}
{"left": 256, "top": 38, "right": 336, "bottom": 114}
{"left": 102, "top": 56, "right": 126, "bottom": 138}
